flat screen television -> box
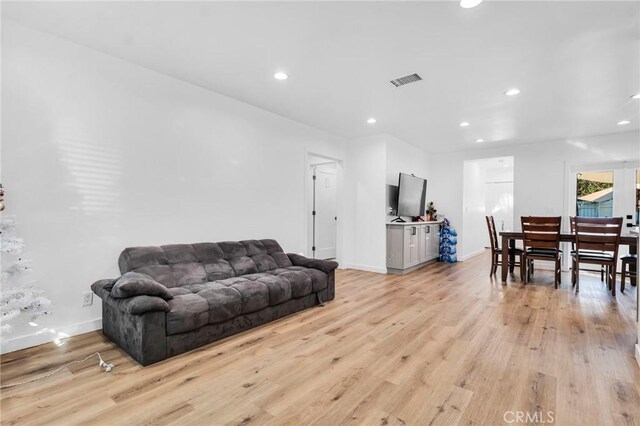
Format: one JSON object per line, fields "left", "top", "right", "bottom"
{"left": 397, "top": 173, "right": 427, "bottom": 218}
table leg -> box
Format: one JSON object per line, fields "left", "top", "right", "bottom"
{"left": 501, "top": 234, "right": 509, "bottom": 282}
{"left": 509, "top": 239, "right": 516, "bottom": 273}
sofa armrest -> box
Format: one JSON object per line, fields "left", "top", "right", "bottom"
{"left": 287, "top": 253, "right": 339, "bottom": 274}
{"left": 91, "top": 279, "right": 170, "bottom": 315}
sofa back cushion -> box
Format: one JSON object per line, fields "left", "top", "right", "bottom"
{"left": 118, "top": 239, "right": 289, "bottom": 288}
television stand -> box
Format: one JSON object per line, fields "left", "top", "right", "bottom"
{"left": 390, "top": 217, "right": 406, "bottom": 223}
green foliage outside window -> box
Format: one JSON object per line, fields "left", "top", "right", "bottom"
{"left": 576, "top": 178, "right": 612, "bottom": 197}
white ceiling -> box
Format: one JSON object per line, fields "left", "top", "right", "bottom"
{"left": 4, "top": 1, "right": 639, "bottom": 153}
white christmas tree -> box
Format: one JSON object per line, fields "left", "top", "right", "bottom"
{"left": 1, "top": 215, "right": 52, "bottom": 335}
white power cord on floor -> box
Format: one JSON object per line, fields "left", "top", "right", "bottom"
{"left": 0, "top": 352, "right": 113, "bottom": 390}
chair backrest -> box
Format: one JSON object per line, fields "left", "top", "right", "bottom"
{"left": 569, "top": 216, "right": 576, "bottom": 249}
{"left": 574, "top": 217, "right": 623, "bottom": 257}
{"left": 485, "top": 216, "right": 499, "bottom": 251}
{"left": 521, "top": 216, "right": 561, "bottom": 252}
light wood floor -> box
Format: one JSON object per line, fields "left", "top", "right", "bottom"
{"left": 2, "top": 252, "right": 639, "bottom": 425}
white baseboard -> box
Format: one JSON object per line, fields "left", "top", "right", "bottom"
{"left": 0, "top": 318, "right": 102, "bottom": 354}
{"left": 636, "top": 344, "right": 640, "bottom": 369}
{"left": 460, "top": 248, "right": 486, "bottom": 261}
{"left": 342, "top": 263, "right": 387, "bottom": 274}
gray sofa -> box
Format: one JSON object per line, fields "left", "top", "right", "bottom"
{"left": 91, "top": 239, "right": 337, "bottom": 365}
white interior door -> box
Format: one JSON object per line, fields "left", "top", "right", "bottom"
{"left": 312, "top": 164, "right": 337, "bottom": 259}
{"left": 485, "top": 182, "right": 514, "bottom": 232}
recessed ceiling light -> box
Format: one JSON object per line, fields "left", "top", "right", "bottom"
{"left": 632, "top": 93, "right": 640, "bottom": 99}
{"left": 460, "top": 0, "right": 483, "bottom": 8}
{"left": 617, "top": 120, "right": 631, "bottom": 125}
{"left": 367, "top": 118, "right": 377, "bottom": 124}
{"left": 475, "top": 138, "right": 484, "bottom": 143}
{"left": 460, "top": 121, "right": 470, "bottom": 127}
{"left": 274, "top": 72, "right": 288, "bottom": 80}
{"left": 505, "top": 88, "right": 521, "bottom": 96}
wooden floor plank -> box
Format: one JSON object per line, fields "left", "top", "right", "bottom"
{"left": 1, "top": 251, "right": 639, "bottom": 425}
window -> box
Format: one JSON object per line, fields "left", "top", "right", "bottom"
{"left": 576, "top": 171, "right": 613, "bottom": 218}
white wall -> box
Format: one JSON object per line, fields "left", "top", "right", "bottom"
{"left": 343, "top": 135, "right": 387, "bottom": 272}
{"left": 429, "top": 131, "right": 640, "bottom": 258}
{"left": 1, "top": 21, "right": 349, "bottom": 352}
{"left": 342, "top": 133, "right": 430, "bottom": 272}
{"left": 462, "top": 160, "right": 487, "bottom": 259}
{"left": 386, "top": 135, "right": 430, "bottom": 186}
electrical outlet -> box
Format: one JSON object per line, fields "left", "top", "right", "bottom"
{"left": 82, "top": 291, "right": 93, "bottom": 307}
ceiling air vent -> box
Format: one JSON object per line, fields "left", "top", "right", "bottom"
{"left": 390, "top": 73, "right": 422, "bottom": 87}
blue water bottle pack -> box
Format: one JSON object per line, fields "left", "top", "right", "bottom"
{"left": 439, "top": 218, "right": 458, "bottom": 263}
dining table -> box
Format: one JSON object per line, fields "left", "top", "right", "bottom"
{"left": 499, "top": 230, "right": 638, "bottom": 285}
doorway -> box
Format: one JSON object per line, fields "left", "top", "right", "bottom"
{"left": 308, "top": 157, "right": 338, "bottom": 259}
{"left": 462, "top": 156, "right": 515, "bottom": 259}
{"left": 565, "top": 161, "right": 639, "bottom": 269}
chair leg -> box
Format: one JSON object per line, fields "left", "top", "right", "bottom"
{"left": 575, "top": 260, "right": 580, "bottom": 292}
{"left": 600, "top": 266, "right": 604, "bottom": 282}
{"left": 519, "top": 255, "right": 525, "bottom": 281}
{"left": 489, "top": 253, "right": 495, "bottom": 276}
{"left": 621, "top": 262, "right": 626, "bottom": 293}
{"left": 611, "top": 264, "right": 617, "bottom": 297}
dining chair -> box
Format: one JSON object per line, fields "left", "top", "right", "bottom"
{"left": 521, "top": 216, "right": 562, "bottom": 288}
{"left": 571, "top": 217, "right": 623, "bottom": 295}
{"left": 620, "top": 254, "right": 637, "bottom": 293}
{"left": 570, "top": 217, "right": 605, "bottom": 282}
{"left": 485, "top": 216, "right": 524, "bottom": 279}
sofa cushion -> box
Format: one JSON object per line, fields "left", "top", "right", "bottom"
{"left": 278, "top": 271, "right": 313, "bottom": 298}
{"left": 228, "top": 256, "right": 258, "bottom": 276}
{"left": 163, "top": 244, "right": 198, "bottom": 264}
{"left": 229, "top": 280, "right": 270, "bottom": 313}
{"left": 182, "top": 282, "right": 228, "bottom": 293}
{"left": 132, "top": 265, "right": 177, "bottom": 287}
{"left": 192, "top": 242, "right": 224, "bottom": 261}
{"left": 242, "top": 273, "right": 273, "bottom": 281}
{"left": 250, "top": 254, "right": 279, "bottom": 272}
{"left": 261, "top": 239, "right": 293, "bottom": 268}
{"left": 166, "top": 294, "right": 209, "bottom": 335}
{"left": 219, "top": 241, "right": 247, "bottom": 258}
{"left": 119, "top": 246, "right": 168, "bottom": 273}
{"left": 168, "top": 287, "right": 191, "bottom": 297}
{"left": 171, "top": 262, "right": 207, "bottom": 286}
{"left": 300, "top": 268, "right": 328, "bottom": 292}
{"left": 257, "top": 275, "right": 292, "bottom": 305}
{"left": 241, "top": 240, "right": 267, "bottom": 256}
{"left": 198, "top": 284, "right": 242, "bottom": 323}
{"left": 110, "top": 272, "right": 174, "bottom": 300}
{"left": 217, "top": 277, "right": 248, "bottom": 286}
{"left": 202, "top": 260, "right": 235, "bottom": 281}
